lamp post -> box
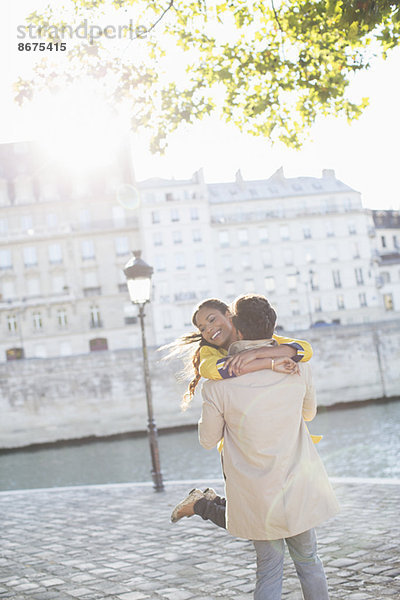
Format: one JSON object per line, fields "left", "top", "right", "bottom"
{"left": 123, "top": 250, "right": 164, "bottom": 492}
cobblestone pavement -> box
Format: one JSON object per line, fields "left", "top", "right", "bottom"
{"left": 1, "top": 477, "right": 399, "bottom": 600}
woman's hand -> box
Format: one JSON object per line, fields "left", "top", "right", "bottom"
{"left": 272, "top": 357, "right": 300, "bottom": 375}
{"left": 224, "top": 348, "right": 264, "bottom": 376}
{"left": 224, "top": 351, "right": 300, "bottom": 376}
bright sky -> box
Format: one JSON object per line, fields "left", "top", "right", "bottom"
{"left": 1, "top": 0, "right": 399, "bottom": 210}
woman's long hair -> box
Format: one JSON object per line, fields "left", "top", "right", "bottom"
{"left": 160, "top": 298, "right": 229, "bottom": 410}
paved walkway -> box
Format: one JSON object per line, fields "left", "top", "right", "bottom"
{"left": 1, "top": 478, "right": 399, "bottom": 600}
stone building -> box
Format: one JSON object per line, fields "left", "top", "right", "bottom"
{"left": 371, "top": 209, "right": 400, "bottom": 313}
{"left": 0, "top": 140, "right": 398, "bottom": 361}
{"left": 0, "top": 140, "right": 148, "bottom": 361}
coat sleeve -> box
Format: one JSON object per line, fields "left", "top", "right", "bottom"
{"left": 198, "top": 381, "right": 225, "bottom": 450}
{"left": 301, "top": 364, "right": 317, "bottom": 422}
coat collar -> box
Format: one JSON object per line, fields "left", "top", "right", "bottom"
{"left": 227, "top": 338, "right": 277, "bottom": 355}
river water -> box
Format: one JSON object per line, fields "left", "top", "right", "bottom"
{"left": 0, "top": 400, "right": 399, "bottom": 491}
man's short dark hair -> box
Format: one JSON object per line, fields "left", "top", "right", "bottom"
{"left": 232, "top": 294, "right": 277, "bottom": 339}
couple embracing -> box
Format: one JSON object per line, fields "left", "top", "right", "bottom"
{"left": 168, "top": 293, "right": 339, "bottom": 600}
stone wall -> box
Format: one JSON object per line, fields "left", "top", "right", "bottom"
{"left": 1, "top": 319, "right": 399, "bottom": 449}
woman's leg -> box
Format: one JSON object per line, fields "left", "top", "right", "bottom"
{"left": 253, "top": 539, "right": 285, "bottom": 600}
{"left": 285, "top": 529, "right": 329, "bottom": 600}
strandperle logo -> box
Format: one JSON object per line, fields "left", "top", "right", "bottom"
{"left": 17, "top": 19, "right": 147, "bottom": 41}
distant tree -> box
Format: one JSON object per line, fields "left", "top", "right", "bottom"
{"left": 15, "top": 0, "right": 400, "bottom": 152}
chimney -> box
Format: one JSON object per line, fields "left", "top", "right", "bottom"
{"left": 322, "top": 169, "right": 335, "bottom": 179}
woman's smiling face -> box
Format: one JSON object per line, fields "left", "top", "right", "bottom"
{"left": 194, "top": 306, "right": 236, "bottom": 349}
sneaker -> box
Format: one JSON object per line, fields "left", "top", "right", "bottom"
{"left": 203, "top": 487, "right": 217, "bottom": 501}
{"left": 170, "top": 488, "right": 205, "bottom": 523}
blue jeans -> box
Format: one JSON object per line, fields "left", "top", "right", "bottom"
{"left": 253, "top": 529, "right": 329, "bottom": 600}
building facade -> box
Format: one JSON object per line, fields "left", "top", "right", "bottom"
{"left": 0, "top": 140, "right": 398, "bottom": 361}
{"left": 371, "top": 210, "right": 400, "bottom": 313}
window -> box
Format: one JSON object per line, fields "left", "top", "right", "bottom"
{"left": 175, "top": 253, "right": 185, "bottom": 270}
{"left": 305, "top": 248, "right": 315, "bottom": 264}
{"left": 355, "top": 267, "right": 364, "bottom": 285}
{"left": 46, "top": 213, "right": 58, "bottom": 228}
{"left": 165, "top": 192, "right": 174, "bottom": 202}
{"left": 348, "top": 222, "right": 357, "bottom": 235}
{"left": 195, "top": 252, "right": 205, "bottom": 267}
{"left": 241, "top": 253, "right": 251, "bottom": 269}
{"left": 286, "top": 274, "right": 297, "bottom": 291}
{"left": 337, "top": 295, "right": 345, "bottom": 310}
{"left": 261, "top": 250, "right": 272, "bottom": 267}
{"left": 381, "top": 271, "right": 391, "bottom": 284}
{"left": 79, "top": 208, "right": 91, "bottom": 227}
{"left": 303, "top": 227, "right": 312, "bottom": 239}
{"left": 310, "top": 271, "right": 319, "bottom": 290}
{"left": 238, "top": 229, "right": 248, "bottom": 245}
{"left": 222, "top": 255, "right": 232, "bottom": 271}
{"left": 291, "top": 299, "right": 300, "bottom": 315}
{"left": 325, "top": 221, "right": 334, "bottom": 237}
{"left": 381, "top": 235, "right": 386, "bottom": 248}
{"left": 393, "top": 235, "right": 399, "bottom": 249}
{"left": 328, "top": 245, "right": 338, "bottom": 261}
{"left": 280, "top": 225, "right": 290, "bottom": 240}
{"left": 192, "top": 229, "right": 202, "bottom": 242}
{"left": 163, "top": 311, "right": 172, "bottom": 329}
{"left": 153, "top": 232, "right": 163, "bottom": 246}
{"left": 313, "top": 297, "right": 322, "bottom": 312}
{"left": 90, "top": 306, "right": 102, "bottom": 328}
{"left": 219, "top": 231, "right": 229, "bottom": 247}
{"left": 23, "top": 246, "right": 37, "bottom": 267}
{"left": 332, "top": 270, "right": 341, "bottom": 288}
{"left": 2, "top": 281, "right": 15, "bottom": 300}
{"left": 124, "top": 304, "right": 137, "bottom": 325}
{"left": 33, "top": 312, "right": 43, "bottom": 330}
{"left": 171, "top": 208, "right": 180, "bottom": 222}
{"left": 48, "top": 243, "right": 63, "bottom": 264}
{"left": 353, "top": 242, "right": 360, "bottom": 259}
{"left": 152, "top": 211, "right": 160, "bottom": 224}
{"left": 27, "top": 277, "right": 40, "bottom": 296}
{"left": 259, "top": 227, "right": 269, "bottom": 243}
{"left": 244, "top": 278, "right": 255, "bottom": 293}
{"left": 157, "top": 281, "right": 170, "bottom": 303}
{"left": 190, "top": 207, "right": 199, "bottom": 221}
{"left": 264, "top": 276, "right": 275, "bottom": 293}
{"left": 81, "top": 240, "right": 95, "bottom": 260}
{"left": 284, "top": 249, "right": 293, "bottom": 265}
{"left": 155, "top": 255, "right": 166, "bottom": 272}
{"left": 90, "top": 338, "right": 108, "bottom": 351}
{"left": 0, "top": 249, "right": 12, "bottom": 270}
{"left": 112, "top": 205, "right": 126, "bottom": 226}
{"left": 172, "top": 230, "right": 182, "bottom": 244}
{"left": 115, "top": 236, "right": 130, "bottom": 256}
{"left": 57, "top": 309, "right": 68, "bottom": 328}
{"left": 0, "top": 218, "right": 8, "bottom": 234}
{"left": 359, "top": 293, "right": 367, "bottom": 307}
{"left": 21, "top": 215, "right": 33, "bottom": 231}
{"left": 7, "top": 315, "right": 18, "bottom": 333}
{"left": 383, "top": 293, "right": 393, "bottom": 311}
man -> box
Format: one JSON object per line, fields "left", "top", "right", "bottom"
{"left": 198, "top": 294, "right": 339, "bottom": 600}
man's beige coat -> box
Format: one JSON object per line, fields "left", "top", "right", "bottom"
{"left": 199, "top": 355, "right": 339, "bottom": 541}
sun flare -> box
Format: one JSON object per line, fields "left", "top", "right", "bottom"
{"left": 36, "top": 83, "right": 127, "bottom": 174}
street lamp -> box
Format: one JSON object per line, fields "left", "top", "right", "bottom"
{"left": 123, "top": 250, "right": 164, "bottom": 492}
